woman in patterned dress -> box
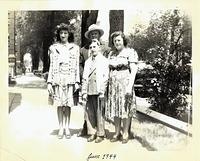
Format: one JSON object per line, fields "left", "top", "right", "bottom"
{"left": 106, "top": 31, "right": 138, "bottom": 144}
{"left": 47, "top": 23, "right": 80, "bottom": 139}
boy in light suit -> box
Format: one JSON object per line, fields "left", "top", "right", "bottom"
{"left": 82, "top": 39, "right": 109, "bottom": 143}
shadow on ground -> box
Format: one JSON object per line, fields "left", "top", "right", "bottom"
{"left": 134, "top": 135, "right": 157, "bottom": 151}
{"left": 9, "top": 92, "right": 22, "bottom": 113}
{"left": 50, "top": 129, "right": 83, "bottom": 137}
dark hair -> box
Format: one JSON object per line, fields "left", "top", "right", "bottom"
{"left": 54, "top": 23, "right": 74, "bottom": 42}
{"left": 110, "top": 31, "right": 128, "bottom": 47}
{"left": 89, "top": 39, "right": 100, "bottom": 46}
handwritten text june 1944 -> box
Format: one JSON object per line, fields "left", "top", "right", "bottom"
{"left": 87, "top": 153, "right": 117, "bottom": 161}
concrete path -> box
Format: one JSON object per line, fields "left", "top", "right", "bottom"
{"left": 2, "top": 73, "right": 148, "bottom": 161}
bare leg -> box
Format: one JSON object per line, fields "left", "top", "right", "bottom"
{"left": 114, "top": 116, "right": 121, "bottom": 137}
{"left": 128, "top": 117, "right": 134, "bottom": 138}
{"left": 122, "top": 117, "right": 131, "bottom": 139}
{"left": 110, "top": 116, "right": 121, "bottom": 142}
{"left": 57, "top": 106, "right": 64, "bottom": 137}
{"left": 64, "top": 106, "right": 71, "bottom": 137}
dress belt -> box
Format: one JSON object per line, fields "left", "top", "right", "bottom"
{"left": 110, "top": 66, "right": 129, "bottom": 71}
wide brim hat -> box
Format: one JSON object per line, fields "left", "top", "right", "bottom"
{"left": 85, "top": 24, "right": 104, "bottom": 39}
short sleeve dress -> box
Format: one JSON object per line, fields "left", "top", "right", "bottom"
{"left": 47, "top": 43, "right": 80, "bottom": 107}
{"left": 105, "top": 48, "right": 138, "bottom": 120}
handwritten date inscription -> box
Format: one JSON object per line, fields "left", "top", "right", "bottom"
{"left": 87, "top": 153, "right": 117, "bottom": 161}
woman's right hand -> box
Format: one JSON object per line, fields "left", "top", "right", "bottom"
{"left": 82, "top": 93, "right": 87, "bottom": 102}
{"left": 47, "top": 83, "right": 54, "bottom": 95}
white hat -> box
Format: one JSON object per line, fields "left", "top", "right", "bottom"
{"left": 85, "top": 24, "right": 104, "bottom": 39}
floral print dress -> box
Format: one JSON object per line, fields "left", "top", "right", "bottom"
{"left": 105, "top": 48, "right": 138, "bottom": 120}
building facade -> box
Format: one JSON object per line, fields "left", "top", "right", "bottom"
{"left": 8, "top": 11, "right": 21, "bottom": 80}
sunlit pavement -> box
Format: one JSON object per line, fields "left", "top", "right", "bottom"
{"left": 1, "top": 73, "right": 147, "bottom": 161}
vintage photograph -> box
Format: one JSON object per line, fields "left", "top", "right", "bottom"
{"left": 2, "top": 4, "right": 194, "bottom": 161}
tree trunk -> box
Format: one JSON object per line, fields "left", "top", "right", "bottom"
{"left": 43, "top": 11, "right": 55, "bottom": 72}
{"left": 81, "top": 10, "right": 98, "bottom": 47}
{"left": 109, "top": 10, "right": 124, "bottom": 47}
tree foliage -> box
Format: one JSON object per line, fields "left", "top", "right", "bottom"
{"left": 15, "top": 11, "right": 81, "bottom": 71}
{"left": 129, "top": 10, "right": 192, "bottom": 119}
{"left": 129, "top": 10, "right": 191, "bottom": 63}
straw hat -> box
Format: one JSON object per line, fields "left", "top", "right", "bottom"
{"left": 85, "top": 24, "right": 104, "bottom": 39}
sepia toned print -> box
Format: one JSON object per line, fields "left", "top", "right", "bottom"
{"left": 1, "top": 1, "right": 196, "bottom": 160}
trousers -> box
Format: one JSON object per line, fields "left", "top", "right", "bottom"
{"left": 85, "top": 95, "right": 105, "bottom": 136}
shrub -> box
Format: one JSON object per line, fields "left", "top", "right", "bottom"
{"left": 142, "top": 56, "right": 191, "bottom": 118}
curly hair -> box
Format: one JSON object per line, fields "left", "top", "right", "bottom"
{"left": 110, "top": 31, "right": 128, "bottom": 47}
{"left": 54, "top": 23, "right": 74, "bottom": 43}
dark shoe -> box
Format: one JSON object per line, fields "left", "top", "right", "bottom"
{"left": 122, "top": 134, "right": 129, "bottom": 144}
{"left": 77, "top": 130, "right": 87, "bottom": 137}
{"left": 110, "top": 134, "right": 121, "bottom": 142}
{"left": 129, "top": 132, "right": 135, "bottom": 139}
{"left": 122, "top": 137, "right": 129, "bottom": 144}
{"left": 95, "top": 136, "right": 104, "bottom": 143}
{"left": 87, "top": 135, "right": 96, "bottom": 142}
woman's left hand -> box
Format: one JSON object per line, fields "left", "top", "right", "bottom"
{"left": 125, "top": 90, "right": 132, "bottom": 98}
{"left": 125, "top": 92, "right": 132, "bottom": 104}
{"left": 99, "top": 92, "right": 104, "bottom": 99}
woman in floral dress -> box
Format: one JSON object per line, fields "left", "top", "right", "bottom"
{"left": 106, "top": 31, "right": 138, "bottom": 144}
